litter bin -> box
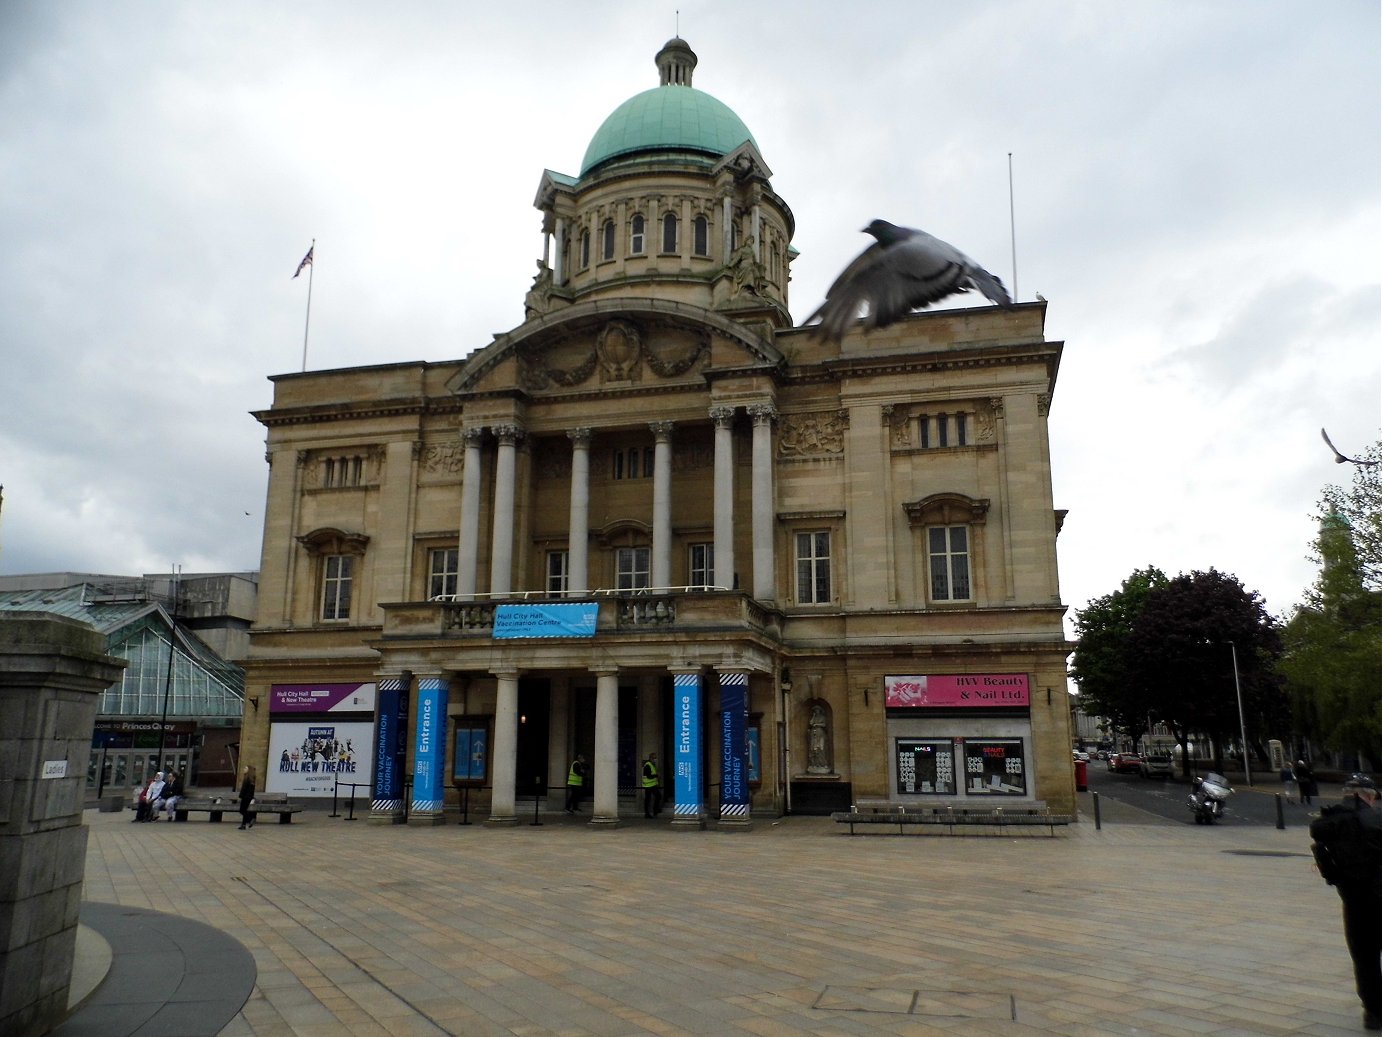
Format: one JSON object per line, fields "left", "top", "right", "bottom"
{"left": 1074, "top": 759, "right": 1088, "bottom": 792}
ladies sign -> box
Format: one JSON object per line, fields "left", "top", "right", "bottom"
{"left": 884, "top": 673, "right": 1029, "bottom": 709}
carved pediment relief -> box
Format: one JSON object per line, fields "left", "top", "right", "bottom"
{"left": 517, "top": 317, "right": 709, "bottom": 390}
{"left": 902, "top": 493, "right": 990, "bottom": 527}
{"left": 778, "top": 410, "right": 849, "bottom": 457}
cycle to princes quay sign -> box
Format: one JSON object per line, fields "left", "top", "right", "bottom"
{"left": 492, "top": 602, "right": 598, "bottom": 639}
{"left": 884, "top": 674, "right": 1030, "bottom": 709}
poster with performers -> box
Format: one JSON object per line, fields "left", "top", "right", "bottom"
{"left": 266, "top": 721, "right": 374, "bottom": 797}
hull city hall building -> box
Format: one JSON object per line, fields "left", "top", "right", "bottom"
{"left": 240, "top": 39, "right": 1076, "bottom": 828}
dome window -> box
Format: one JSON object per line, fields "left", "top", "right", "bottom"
{"left": 579, "top": 229, "right": 591, "bottom": 270}
{"left": 630, "top": 214, "right": 645, "bottom": 256}
{"left": 662, "top": 213, "right": 678, "bottom": 255}
{"left": 601, "top": 219, "right": 616, "bottom": 262}
{"left": 693, "top": 215, "right": 709, "bottom": 257}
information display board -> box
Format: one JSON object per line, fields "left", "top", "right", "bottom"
{"left": 894, "top": 739, "right": 958, "bottom": 795}
{"left": 267, "top": 721, "right": 373, "bottom": 797}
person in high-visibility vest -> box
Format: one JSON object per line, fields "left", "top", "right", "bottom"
{"left": 565, "top": 754, "right": 587, "bottom": 814}
{"left": 641, "top": 752, "right": 661, "bottom": 818}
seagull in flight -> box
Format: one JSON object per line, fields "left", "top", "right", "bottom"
{"left": 1320, "top": 428, "right": 1377, "bottom": 466}
{"left": 805, "top": 219, "right": 1011, "bottom": 342}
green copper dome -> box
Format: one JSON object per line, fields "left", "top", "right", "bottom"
{"left": 579, "top": 39, "right": 757, "bottom": 176}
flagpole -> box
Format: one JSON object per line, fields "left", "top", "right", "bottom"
{"left": 1007, "top": 153, "right": 1018, "bottom": 303}
{"left": 301, "top": 238, "right": 315, "bottom": 372}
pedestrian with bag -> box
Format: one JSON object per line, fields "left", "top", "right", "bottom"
{"left": 237, "top": 766, "right": 257, "bottom": 830}
{"left": 1309, "top": 773, "right": 1382, "bottom": 1030}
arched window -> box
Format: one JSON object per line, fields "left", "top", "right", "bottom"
{"left": 579, "top": 229, "right": 590, "bottom": 269}
{"left": 662, "top": 213, "right": 678, "bottom": 254}
{"left": 693, "top": 215, "right": 709, "bottom": 256}
{"left": 729, "top": 220, "right": 739, "bottom": 252}
{"left": 601, "top": 219, "right": 615, "bottom": 262}
{"left": 630, "top": 214, "right": 645, "bottom": 255}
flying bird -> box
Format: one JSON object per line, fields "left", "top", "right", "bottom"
{"left": 805, "top": 219, "right": 1011, "bottom": 342}
{"left": 1320, "top": 428, "right": 1378, "bottom": 466}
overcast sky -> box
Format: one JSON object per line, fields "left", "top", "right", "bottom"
{"left": 2, "top": 1, "right": 1378, "bottom": 632}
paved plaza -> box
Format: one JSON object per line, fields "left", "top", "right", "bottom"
{"left": 57, "top": 793, "right": 1372, "bottom": 1036}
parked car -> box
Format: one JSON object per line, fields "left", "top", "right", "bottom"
{"left": 1139, "top": 754, "right": 1173, "bottom": 778}
{"left": 1072, "top": 749, "right": 1090, "bottom": 762}
{"left": 1108, "top": 752, "right": 1143, "bottom": 774}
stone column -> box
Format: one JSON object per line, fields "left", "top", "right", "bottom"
{"left": 457, "top": 427, "right": 484, "bottom": 597}
{"left": 0, "top": 614, "right": 124, "bottom": 1037}
{"left": 749, "top": 404, "right": 776, "bottom": 601}
{"left": 722, "top": 195, "right": 733, "bottom": 258}
{"left": 567, "top": 428, "right": 591, "bottom": 594}
{"left": 487, "top": 670, "right": 520, "bottom": 825}
{"left": 711, "top": 405, "right": 736, "bottom": 590}
{"left": 489, "top": 424, "right": 523, "bottom": 595}
{"left": 554, "top": 217, "right": 566, "bottom": 285}
{"left": 590, "top": 668, "right": 621, "bottom": 827}
{"left": 650, "top": 421, "right": 674, "bottom": 589}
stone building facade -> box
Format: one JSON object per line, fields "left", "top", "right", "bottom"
{"left": 240, "top": 39, "right": 1075, "bottom": 825}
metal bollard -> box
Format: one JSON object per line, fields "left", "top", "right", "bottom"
{"left": 530, "top": 777, "right": 543, "bottom": 827}
{"left": 1275, "top": 793, "right": 1285, "bottom": 830}
{"left": 1092, "top": 790, "right": 1102, "bottom": 830}
{"left": 346, "top": 784, "right": 357, "bottom": 821}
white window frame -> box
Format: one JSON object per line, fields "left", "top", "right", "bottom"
{"left": 688, "top": 542, "right": 714, "bottom": 589}
{"left": 616, "top": 547, "right": 651, "bottom": 591}
{"left": 546, "top": 550, "right": 569, "bottom": 595}
{"left": 428, "top": 547, "right": 458, "bottom": 599}
{"left": 322, "top": 554, "right": 353, "bottom": 620}
{"left": 630, "top": 213, "right": 645, "bottom": 256}
{"left": 928, "top": 525, "right": 972, "bottom": 601}
{"left": 794, "top": 531, "right": 832, "bottom": 605}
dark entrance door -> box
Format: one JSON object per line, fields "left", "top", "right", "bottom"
{"left": 516, "top": 679, "right": 550, "bottom": 800}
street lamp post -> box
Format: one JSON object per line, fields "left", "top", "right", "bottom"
{"left": 1228, "top": 641, "right": 1251, "bottom": 786}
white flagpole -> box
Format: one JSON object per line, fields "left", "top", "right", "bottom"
{"left": 300, "top": 238, "right": 315, "bottom": 372}
{"left": 1007, "top": 153, "right": 1018, "bottom": 303}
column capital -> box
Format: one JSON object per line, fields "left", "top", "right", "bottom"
{"left": 649, "top": 421, "right": 674, "bottom": 440}
{"left": 490, "top": 668, "right": 521, "bottom": 681}
{"left": 590, "top": 665, "right": 620, "bottom": 678}
{"left": 709, "top": 404, "right": 735, "bottom": 427}
{"left": 492, "top": 423, "right": 525, "bottom": 444}
{"left": 748, "top": 403, "right": 777, "bottom": 425}
{"left": 989, "top": 397, "right": 1005, "bottom": 419}
{"left": 567, "top": 427, "right": 592, "bottom": 446}
{"left": 461, "top": 426, "right": 485, "bottom": 445}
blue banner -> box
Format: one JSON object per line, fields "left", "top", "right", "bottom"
{"left": 719, "top": 672, "right": 749, "bottom": 820}
{"left": 372, "top": 678, "right": 403, "bottom": 813}
{"left": 412, "top": 677, "right": 448, "bottom": 812}
{"left": 492, "top": 602, "right": 598, "bottom": 639}
{"left": 673, "top": 672, "right": 702, "bottom": 819}
{"left": 452, "top": 724, "right": 487, "bottom": 783}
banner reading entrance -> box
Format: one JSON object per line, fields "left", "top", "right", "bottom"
{"left": 719, "top": 671, "right": 749, "bottom": 821}
{"left": 412, "top": 677, "right": 448, "bottom": 816}
{"left": 673, "top": 672, "right": 703, "bottom": 821}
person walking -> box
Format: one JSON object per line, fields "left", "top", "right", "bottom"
{"left": 1280, "top": 762, "right": 1297, "bottom": 804}
{"left": 564, "top": 754, "right": 587, "bottom": 814}
{"left": 641, "top": 752, "right": 662, "bottom": 818}
{"left": 237, "top": 766, "right": 257, "bottom": 830}
{"left": 1295, "top": 759, "right": 1318, "bottom": 806}
{"left": 1309, "top": 773, "right": 1382, "bottom": 1030}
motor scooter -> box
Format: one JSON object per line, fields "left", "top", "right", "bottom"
{"left": 1187, "top": 771, "right": 1232, "bottom": 824}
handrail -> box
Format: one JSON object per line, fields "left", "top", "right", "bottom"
{"left": 428, "top": 585, "right": 730, "bottom": 603}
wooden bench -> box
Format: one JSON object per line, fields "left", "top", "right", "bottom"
{"left": 831, "top": 800, "right": 1073, "bottom": 836}
{"left": 168, "top": 793, "right": 304, "bottom": 824}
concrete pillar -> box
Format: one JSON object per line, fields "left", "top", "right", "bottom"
{"left": 488, "top": 670, "right": 520, "bottom": 825}
{"left": 0, "top": 613, "right": 124, "bottom": 1037}
{"left": 457, "top": 427, "right": 484, "bottom": 597}
{"left": 590, "top": 668, "right": 621, "bottom": 827}
{"left": 489, "top": 424, "right": 523, "bottom": 595}
{"left": 749, "top": 404, "right": 776, "bottom": 601}
{"left": 650, "top": 421, "right": 674, "bottom": 589}
{"left": 711, "top": 405, "right": 736, "bottom": 589}
{"left": 567, "top": 428, "right": 591, "bottom": 594}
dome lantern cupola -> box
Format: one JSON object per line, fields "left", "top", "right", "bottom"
{"left": 656, "top": 37, "right": 697, "bottom": 86}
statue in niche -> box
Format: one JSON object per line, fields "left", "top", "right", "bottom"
{"left": 805, "top": 700, "right": 834, "bottom": 774}
{"left": 524, "top": 260, "right": 554, "bottom": 319}
{"left": 727, "top": 235, "right": 764, "bottom": 297}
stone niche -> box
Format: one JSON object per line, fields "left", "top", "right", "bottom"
{"left": 0, "top": 612, "right": 125, "bottom": 1037}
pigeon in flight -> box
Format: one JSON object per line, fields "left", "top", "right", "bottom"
{"left": 1320, "top": 428, "right": 1378, "bottom": 467}
{"left": 805, "top": 219, "right": 1011, "bottom": 342}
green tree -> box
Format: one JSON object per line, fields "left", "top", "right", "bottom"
{"left": 1070, "top": 567, "right": 1167, "bottom": 746}
{"left": 1124, "top": 569, "right": 1285, "bottom": 774}
{"left": 1318, "top": 438, "right": 1381, "bottom": 590}
{"left": 1280, "top": 510, "right": 1382, "bottom": 763}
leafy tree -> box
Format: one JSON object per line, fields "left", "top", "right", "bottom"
{"left": 1124, "top": 569, "right": 1285, "bottom": 773}
{"left": 1318, "top": 437, "right": 1382, "bottom": 590}
{"left": 1280, "top": 510, "right": 1382, "bottom": 764}
{"left": 1070, "top": 567, "right": 1167, "bottom": 746}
